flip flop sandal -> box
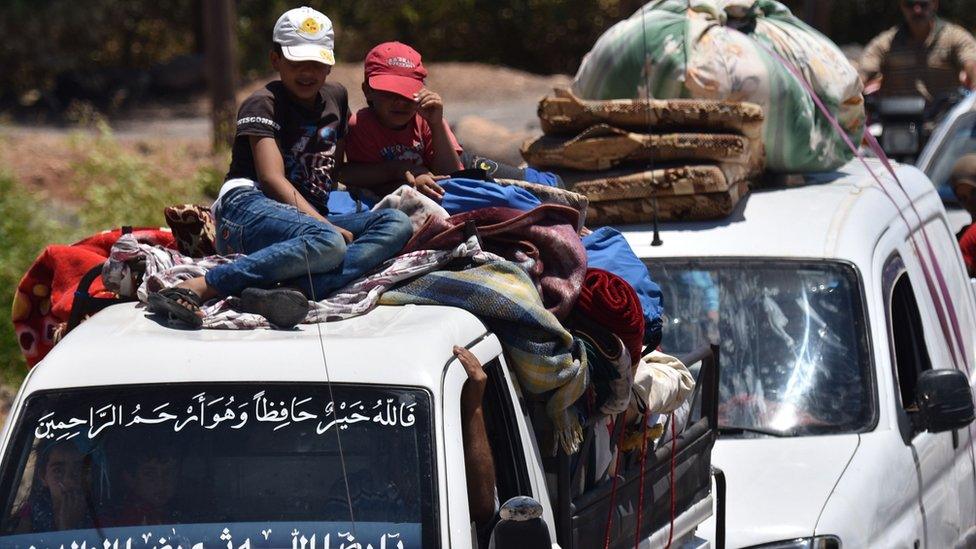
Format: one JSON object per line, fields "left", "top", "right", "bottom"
{"left": 239, "top": 287, "right": 310, "bottom": 329}
{"left": 147, "top": 287, "right": 204, "bottom": 328}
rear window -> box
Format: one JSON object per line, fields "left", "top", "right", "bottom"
{"left": 0, "top": 383, "right": 436, "bottom": 549}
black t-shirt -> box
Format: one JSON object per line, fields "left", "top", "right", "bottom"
{"left": 226, "top": 80, "right": 349, "bottom": 214}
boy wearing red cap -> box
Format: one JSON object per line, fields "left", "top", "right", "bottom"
{"left": 344, "top": 42, "right": 464, "bottom": 201}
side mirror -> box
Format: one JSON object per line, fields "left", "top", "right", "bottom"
{"left": 489, "top": 496, "right": 551, "bottom": 549}
{"left": 915, "top": 369, "right": 975, "bottom": 433}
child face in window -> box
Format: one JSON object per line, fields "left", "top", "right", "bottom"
{"left": 125, "top": 456, "right": 178, "bottom": 510}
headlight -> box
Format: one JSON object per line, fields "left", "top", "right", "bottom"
{"left": 747, "top": 536, "right": 841, "bottom": 549}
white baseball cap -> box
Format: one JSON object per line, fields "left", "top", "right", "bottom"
{"left": 273, "top": 7, "right": 335, "bottom": 65}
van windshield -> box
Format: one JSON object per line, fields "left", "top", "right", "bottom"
{"left": 647, "top": 260, "right": 873, "bottom": 437}
{"left": 0, "top": 383, "right": 436, "bottom": 549}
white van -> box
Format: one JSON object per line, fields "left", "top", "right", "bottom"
{"left": 0, "top": 301, "right": 716, "bottom": 548}
{"left": 625, "top": 159, "right": 976, "bottom": 548}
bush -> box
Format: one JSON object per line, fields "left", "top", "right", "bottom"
{"left": 0, "top": 175, "right": 67, "bottom": 386}
{"left": 68, "top": 124, "right": 207, "bottom": 230}
{"left": 0, "top": 128, "right": 218, "bottom": 384}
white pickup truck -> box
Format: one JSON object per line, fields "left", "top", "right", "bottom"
{"left": 0, "top": 300, "right": 718, "bottom": 548}
{"left": 626, "top": 159, "right": 976, "bottom": 548}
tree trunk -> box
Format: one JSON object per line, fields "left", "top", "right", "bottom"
{"left": 203, "top": 0, "right": 238, "bottom": 151}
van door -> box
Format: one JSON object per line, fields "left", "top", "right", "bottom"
{"left": 889, "top": 243, "right": 968, "bottom": 548}
{"left": 919, "top": 218, "right": 976, "bottom": 542}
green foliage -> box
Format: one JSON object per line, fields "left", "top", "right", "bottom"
{"left": 7, "top": 0, "right": 976, "bottom": 104}
{"left": 0, "top": 175, "right": 65, "bottom": 386}
{"left": 68, "top": 125, "right": 206, "bottom": 230}
{"left": 0, "top": 130, "right": 218, "bottom": 384}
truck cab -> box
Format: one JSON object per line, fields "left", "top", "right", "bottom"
{"left": 0, "top": 299, "right": 717, "bottom": 548}
{"left": 625, "top": 159, "right": 976, "bottom": 548}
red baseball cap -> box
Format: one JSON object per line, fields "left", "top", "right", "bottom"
{"left": 364, "top": 42, "right": 427, "bottom": 99}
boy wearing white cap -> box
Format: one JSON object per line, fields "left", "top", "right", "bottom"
{"left": 147, "top": 7, "right": 412, "bottom": 329}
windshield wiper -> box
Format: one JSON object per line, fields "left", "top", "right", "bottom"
{"left": 718, "top": 425, "right": 795, "bottom": 437}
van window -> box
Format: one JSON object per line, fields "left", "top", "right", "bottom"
{"left": 646, "top": 259, "right": 873, "bottom": 437}
{"left": 889, "top": 273, "right": 932, "bottom": 413}
{"left": 883, "top": 254, "right": 935, "bottom": 442}
{"left": 482, "top": 359, "right": 531, "bottom": 502}
{"left": 0, "top": 383, "right": 437, "bottom": 549}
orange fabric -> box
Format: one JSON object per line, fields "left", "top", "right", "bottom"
{"left": 12, "top": 228, "right": 175, "bottom": 367}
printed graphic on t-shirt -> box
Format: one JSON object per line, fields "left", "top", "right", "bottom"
{"left": 285, "top": 124, "right": 339, "bottom": 204}
{"left": 379, "top": 141, "right": 425, "bottom": 165}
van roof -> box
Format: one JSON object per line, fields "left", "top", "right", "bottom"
{"left": 621, "top": 159, "right": 943, "bottom": 266}
{"left": 24, "top": 303, "right": 489, "bottom": 393}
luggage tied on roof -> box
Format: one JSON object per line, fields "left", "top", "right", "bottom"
{"left": 570, "top": 0, "right": 864, "bottom": 173}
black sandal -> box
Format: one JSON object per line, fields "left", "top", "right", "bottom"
{"left": 239, "top": 287, "right": 310, "bottom": 329}
{"left": 147, "top": 287, "right": 204, "bottom": 328}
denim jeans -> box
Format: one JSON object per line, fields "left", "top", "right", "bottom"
{"left": 206, "top": 186, "right": 412, "bottom": 299}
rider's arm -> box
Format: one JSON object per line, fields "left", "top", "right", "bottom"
{"left": 952, "top": 25, "right": 976, "bottom": 90}
{"left": 859, "top": 31, "right": 893, "bottom": 86}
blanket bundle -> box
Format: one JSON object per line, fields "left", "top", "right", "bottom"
{"left": 13, "top": 228, "right": 175, "bottom": 366}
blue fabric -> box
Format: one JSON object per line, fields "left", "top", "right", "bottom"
{"left": 582, "top": 227, "right": 664, "bottom": 346}
{"left": 439, "top": 178, "right": 542, "bottom": 215}
{"left": 521, "top": 167, "right": 564, "bottom": 188}
{"left": 325, "top": 190, "right": 363, "bottom": 215}
{"left": 207, "top": 186, "right": 412, "bottom": 298}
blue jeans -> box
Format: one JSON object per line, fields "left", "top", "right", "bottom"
{"left": 206, "top": 186, "right": 412, "bottom": 299}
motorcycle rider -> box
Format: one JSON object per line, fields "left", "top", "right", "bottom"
{"left": 859, "top": 0, "right": 976, "bottom": 98}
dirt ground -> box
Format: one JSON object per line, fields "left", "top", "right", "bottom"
{"left": 0, "top": 62, "right": 569, "bottom": 201}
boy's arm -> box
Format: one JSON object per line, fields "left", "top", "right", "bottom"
{"left": 417, "top": 89, "right": 463, "bottom": 175}
{"left": 250, "top": 136, "right": 353, "bottom": 242}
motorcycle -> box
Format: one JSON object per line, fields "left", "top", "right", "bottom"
{"left": 865, "top": 90, "right": 965, "bottom": 164}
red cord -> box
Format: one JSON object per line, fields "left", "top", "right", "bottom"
{"left": 603, "top": 419, "right": 627, "bottom": 549}
{"left": 634, "top": 417, "right": 652, "bottom": 548}
{"left": 666, "top": 414, "right": 678, "bottom": 549}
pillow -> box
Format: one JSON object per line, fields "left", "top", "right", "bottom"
{"left": 164, "top": 204, "right": 216, "bottom": 257}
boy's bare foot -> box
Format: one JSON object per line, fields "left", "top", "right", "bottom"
{"left": 178, "top": 277, "right": 219, "bottom": 308}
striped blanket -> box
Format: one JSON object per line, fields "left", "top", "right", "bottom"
{"left": 379, "top": 260, "right": 589, "bottom": 454}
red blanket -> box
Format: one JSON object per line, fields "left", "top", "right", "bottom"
{"left": 575, "top": 268, "right": 645, "bottom": 365}
{"left": 12, "top": 228, "right": 175, "bottom": 367}
{"left": 405, "top": 205, "right": 587, "bottom": 320}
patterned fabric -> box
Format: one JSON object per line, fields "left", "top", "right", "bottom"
{"left": 164, "top": 204, "right": 217, "bottom": 257}
{"left": 105, "top": 234, "right": 492, "bottom": 330}
{"left": 12, "top": 228, "right": 175, "bottom": 367}
{"left": 405, "top": 205, "right": 587, "bottom": 320}
{"left": 522, "top": 124, "right": 762, "bottom": 174}
{"left": 571, "top": 0, "right": 864, "bottom": 173}
{"left": 379, "top": 261, "right": 589, "bottom": 454}
{"left": 537, "top": 88, "right": 765, "bottom": 139}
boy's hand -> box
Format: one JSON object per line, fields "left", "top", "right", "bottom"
{"left": 329, "top": 224, "right": 353, "bottom": 243}
{"left": 405, "top": 170, "right": 447, "bottom": 201}
{"left": 415, "top": 88, "right": 445, "bottom": 127}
